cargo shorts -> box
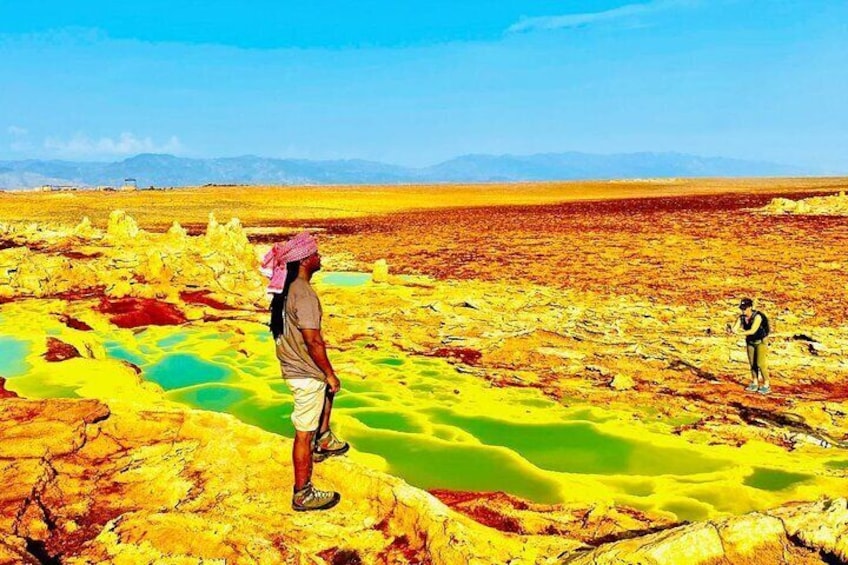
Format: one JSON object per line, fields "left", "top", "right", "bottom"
{"left": 286, "top": 377, "right": 327, "bottom": 432}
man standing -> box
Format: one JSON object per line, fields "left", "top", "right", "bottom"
{"left": 262, "top": 232, "right": 350, "bottom": 511}
{"left": 727, "top": 297, "right": 771, "bottom": 395}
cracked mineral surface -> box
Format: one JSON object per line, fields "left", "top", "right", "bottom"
{"left": 1, "top": 180, "right": 847, "bottom": 564}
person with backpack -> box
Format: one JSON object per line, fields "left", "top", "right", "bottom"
{"left": 726, "top": 297, "right": 771, "bottom": 395}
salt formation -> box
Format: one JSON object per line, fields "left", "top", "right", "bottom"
{"left": 760, "top": 191, "right": 848, "bottom": 215}
{"left": 165, "top": 220, "right": 187, "bottom": 241}
{"left": 372, "top": 258, "right": 389, "bottom": 282}
{"left": 106, "top": 209, "right": 140, "bottom": 240}
{"left": 73, "top": 216, "right": 101, "bottom": 239}
{"left": 0, "top": 211, "right": 263, "bottom": 306}
{"left": 200, "top": 213, "right": 257, "bottom": 295}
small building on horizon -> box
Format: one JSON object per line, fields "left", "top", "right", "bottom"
{"left": 120, "top": 178, "right": 138, "bottom": 191}
{"left": 39, "top": 184, "right": 81, "bottom": 192}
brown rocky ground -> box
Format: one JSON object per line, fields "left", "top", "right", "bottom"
{"left": 2, "top": 398, "right": 847, "bottom": 565}
{"left": 313, "top": 189, "right": 848, "bottom": 326}
{"left": 3, "top": 177, "right": 845, "bottom": 229}
{"left": 0, "top": 398, "right": 567, "bottom": 564}
{"left": 311, "top": 189, "right": 848, "bottom": 454}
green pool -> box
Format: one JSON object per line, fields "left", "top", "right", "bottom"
{"left": 0, "top": 335, "right": 31, "bottom": 377}
{"left": 2, "top": 300, "right": 829, "bottom": 522}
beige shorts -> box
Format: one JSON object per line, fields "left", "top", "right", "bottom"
{"left": 286, "top": 377, "right": 326, "bottom": 432}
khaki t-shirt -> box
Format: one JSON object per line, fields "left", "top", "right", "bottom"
{"left": 275, "top": 278, "right": 325, "bottom": 380}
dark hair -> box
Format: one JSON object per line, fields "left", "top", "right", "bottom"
{"left": 739, "top": 297, "right": 753, "bottom": 309}
{"left": 270, "top": 260, "right": 301, "bottom": 339}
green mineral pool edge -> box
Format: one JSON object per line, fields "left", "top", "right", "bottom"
{"left": 1, "top": 297, "right": 834, "bottom": 522}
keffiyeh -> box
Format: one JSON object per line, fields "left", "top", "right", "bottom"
{"left": 260, "top": 231, "right": 318, "bottom": 293}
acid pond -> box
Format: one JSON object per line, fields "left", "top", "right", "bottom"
{"left": 92, "top": 323, "right": 822, "bottom": 521}
{"left": 0, "top": 285, "right": 831, "bottom": 521}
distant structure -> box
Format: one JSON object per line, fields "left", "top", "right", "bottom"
{"left": 39, "top": 184, "right": 81, "bottom": 192}
{"left": 120, "top": 178, "right": 138, "bottom": 191}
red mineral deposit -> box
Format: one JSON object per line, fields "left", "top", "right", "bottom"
{"left": 44, "top": 337, "right": 82, "bottom": 362}
{"left": 179, "top": 290, "right": 238, "bottom": 310}
{"left": 0, "top": 377, "right": 19, "bottom": 398}
{"left": 59, "top": 314, "right": 94, "bottom": 331}
{"left": 96, "top": 297, "right": 187, "bottom": 328}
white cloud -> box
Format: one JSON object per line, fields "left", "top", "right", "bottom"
{"left": 43, "top": 132, "right": 183, "bottom": 157}
{"left": 507, "top": 0, "right": 694, "bottom": 33}
{"left": 7, "top": 125, "right": 28, "bottom": 136}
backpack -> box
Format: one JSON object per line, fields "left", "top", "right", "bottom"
{"left": 755, "top": 311, "right": 770, "bottom": 338}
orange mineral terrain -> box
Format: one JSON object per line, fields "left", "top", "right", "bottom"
{"left": 1, "top": 178, "right": 847, "bottom": 564}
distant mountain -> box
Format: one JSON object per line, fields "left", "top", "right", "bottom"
{"left": 420, "top": 152, "right": 810, "bottom": 182}
{"left": 0, "top": 151, "right": 810, "bottom": 190}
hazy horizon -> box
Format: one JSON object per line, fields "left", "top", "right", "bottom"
{"left": 0, "top": 149, "right": 815, "bottom": 169}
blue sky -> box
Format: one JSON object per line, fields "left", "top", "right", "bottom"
{"left": 1, "top": 1, "right": 846, "bottom": 171}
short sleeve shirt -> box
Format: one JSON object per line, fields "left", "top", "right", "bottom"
{"left": 275, "top": 278, "right": 325, "bottom": 380}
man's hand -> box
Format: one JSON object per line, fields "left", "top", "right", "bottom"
{"left": 725, "top": 323, "right": 734, "bottom": 336}
{"left": 326, "top": 374, "right": 341, "bottom": 393}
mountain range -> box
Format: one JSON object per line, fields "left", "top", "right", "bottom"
{"left": 0, "top": 152, "right": 811, "bottom": 190}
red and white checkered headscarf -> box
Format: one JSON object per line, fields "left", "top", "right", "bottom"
{"left": 260, "top": 231, "right": 318, "bottom": 294}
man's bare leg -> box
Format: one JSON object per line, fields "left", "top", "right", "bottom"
{"left": 313, "top": 389, "right": 349, "bottom": 459}
{"left": 318, "top": 389, "right": 334, "bottom": 436}
{"left": 293, "top": 430, "right": 315, "bottom": 490}
{"left": 292, "top": 426, "right": 340, "bottom": 511}
{"left": 757, "top": 344, "right": 770, "bottom": 389}
{"left": 746, "top": 344, "right": 759, "bottom": 389}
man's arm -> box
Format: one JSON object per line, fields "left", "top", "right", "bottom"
{"left": 727, "top": 317, "right": 742, "bottom": 335}
{"left": 301, "top": 328, "right": 340, "bottom": 392}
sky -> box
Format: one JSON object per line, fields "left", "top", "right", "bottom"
{"left": 1, "top": 0, "right": 846, "bottom": 171}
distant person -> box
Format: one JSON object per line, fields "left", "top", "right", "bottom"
{"left": 726, "top": 297, "right": 771, "bottom": 395}
{"left": 263, "top": 231, "right": 350, "bottom": 512}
